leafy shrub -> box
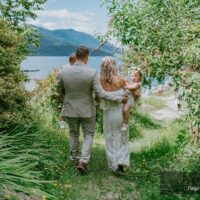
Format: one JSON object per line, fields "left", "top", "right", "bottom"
{"left": 0, "top": 20, "right": 30, "bottom": 129}
{"left": 0, "top": 0, "right": 48, "bottom": 129}
{"left": 35, "top": 70, "right": 63, "bottom": 119}
{"left": 103, "top": 0, "right": 200, "bottom": 137}
{"left": 96, "top": 106, "right": 104, "bottom": 134}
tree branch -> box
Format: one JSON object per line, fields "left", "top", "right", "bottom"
{"left": 91, "top": 41, "right": 107, "bottom": 52}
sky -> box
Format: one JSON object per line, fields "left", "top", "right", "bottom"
{"left": 29, "top": 0, "right": 109, "bottom": 35}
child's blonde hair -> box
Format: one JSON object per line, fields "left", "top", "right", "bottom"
{"left": 130, "top": 67, "right": 143, "bottom": 82}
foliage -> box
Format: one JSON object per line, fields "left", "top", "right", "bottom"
{"left": 102, "top": 0, "right": 200, "bottom": 135}
{"left": 176, "top": 70, "right": 200, "bottom": 132}
{"left": 96, "top": 106, "right": 104, "bottom": 134}
{"left": 35, "top": 69, "right": 63, "bottom": 118}
{"left": 0, "top": 124, "right": 59, "bottom": 199}
{"left": 0, "top": 0, "right": 59, "bottom": 199}
{"left": 0, "top": 0, "right": 46, "bottom": 27}
{"left": 30, "top": 69, "right": 200, "bottom": 199}
{"left": 0, "top": 0, "right": 47, "bottom": 127}
{"left": 0, "top": 75, "right": 68, "bottom": 199}
{"left": 0, "top": 20, "right": 30, "bottom": 128}
{"left": 0, "top": 0, "right": 47, "bottom": 53}
{"left": 0, "top": 0, "right": 47, "bottom": 128}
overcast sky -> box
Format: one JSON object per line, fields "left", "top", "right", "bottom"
{"left": 29, "top": 0, "right": 109, "bottom": 35}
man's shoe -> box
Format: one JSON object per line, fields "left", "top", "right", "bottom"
{"left": 77, "top": 161, "right": 88, "bottom": 175}
{"left": 118, "top": 164, "right": 125, "bottom": 173}
{"left": 72, "top": 159, "right": 79, "bottom": 167}
{"left": 115, "top": 164, "right": 127, "bottom": 176}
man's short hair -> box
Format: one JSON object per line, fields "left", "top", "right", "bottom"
{"left": 76, "top": 45, "right": 89, "bottom": 59}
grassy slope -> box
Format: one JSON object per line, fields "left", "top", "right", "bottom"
{"left": 33, "top": 83, "right": 200, "bottom": 200}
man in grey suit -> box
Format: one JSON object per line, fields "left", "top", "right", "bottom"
{"left": 57, "top": 45, "right": 127, "bottom": 174}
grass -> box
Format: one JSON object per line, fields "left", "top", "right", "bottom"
{"left": 2, "top": 73, "right": 199, "bottom": 199}
{"left": 142, "top": 96, "right": 167, "bottom": 110}
{"left": 33, "top": 75, "right": 199, "bottom": 200}
{"left": 152, "top": 87, "right": 175, "bottom": 97}
{"left": 37, "top": 118, "right": 200, "bottom": 200}
{"left": 128, "top": 138, "right": 200, "bottom": 200}
{"left": 130, "top": 120, "right": 182, "bottom": 152}
{"left": 129, "top": 108, "right": 161, "bottom": 141}
{"left": 0, "top": 124, "right": 57, "bottom": 199}
{"left": 32, "top": 109, "right": 196, "bottom": 200}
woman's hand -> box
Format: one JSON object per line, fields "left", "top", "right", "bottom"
{"left": 123, "top": 82, "right": 130, "bottom": 89}
{"left": 133, "top": 90, "right": 141, "bottom": 97}
{"left": 121, "top": 95, "right": 128, "bottom": 103}
{"left": 124, "top": 85, "right": 132, "bottom": 90}
{"left": 123, "top": 85, "right": 128, "bottom": 90}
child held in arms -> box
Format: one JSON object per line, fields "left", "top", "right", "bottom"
{"left": 59, "top": 53, "right": 77, "bottom": 129}
{"left": 121, "top": 67, "right": 143, "bottom": 131}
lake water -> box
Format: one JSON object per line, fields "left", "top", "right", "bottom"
{"left": 21, "top": 56, "right": 111, "bottom": 90}
{"left": 21, "top": 56, "right": 168, "bottom": 93}
{"left": 21, "top": 56, "right": 106, "bottom": 78}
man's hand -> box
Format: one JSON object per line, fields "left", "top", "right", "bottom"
{"left": 121, "top": 95, "right": 128, "bottom": 103}
{"left": 95, "top": 94, "right": 101, "bottom": 104}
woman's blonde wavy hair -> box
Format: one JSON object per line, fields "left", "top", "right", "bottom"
{"left": 100, "top": 56, "right": 117, "bottom": 84}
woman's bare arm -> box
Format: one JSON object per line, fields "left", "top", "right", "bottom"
{"left": 110, "top": 75, "right": 127, "bottom": 90}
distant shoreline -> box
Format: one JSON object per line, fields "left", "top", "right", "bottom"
{"left": 29, "top": 55, "right": 108, "bottom": 57}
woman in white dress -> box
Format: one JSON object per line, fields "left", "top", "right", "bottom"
{"left": 99, "top": 56, "right": 130, "bottom": 173}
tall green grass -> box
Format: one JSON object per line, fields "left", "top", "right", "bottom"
{"left": 127, "top": 122, "right": 200, "bottom": 200}
{"left": 3, "top": 71, "right": 196, "bottom": 200}
{"left": 0, "top": 126, "right": 45, "bottom": 198}
{"left": 129, "top": 108, "right": 161, "bottom": 140}
{"left": 0, "top": 122, "right": 67, "bottom": 199}
{"left": 142, "top": 96, "right": 167, "bottom": 109}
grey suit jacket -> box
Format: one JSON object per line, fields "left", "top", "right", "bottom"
{"left": 57, "top": 61, "right": 123, "bottom": 118}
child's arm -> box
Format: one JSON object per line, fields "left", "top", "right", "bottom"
{"left": 125, "top": 83, "right": 140, "bottom": 91}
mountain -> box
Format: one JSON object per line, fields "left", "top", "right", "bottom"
{"left": 31, "top": 26, "right": 120, "bottom": 56}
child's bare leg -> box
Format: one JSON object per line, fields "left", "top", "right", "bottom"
{"left": 60, "top": 115, "right": 64, "bottom": 121}
{"left": 123, "top": 103, "right": 129, "bottom": 125}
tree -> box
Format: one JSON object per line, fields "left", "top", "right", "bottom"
{"left": 0, "top": 0, "right": 46, "bottom": 27}
{"left": 0, "top": 0, "right": 47, "bottom": 128}
{"left": 103, "top": 0, "right": 200, "bottom": 138}
{"left": 0, "top": 0, "right": 47, "bottom": 50}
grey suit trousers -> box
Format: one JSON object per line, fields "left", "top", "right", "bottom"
{"left": 66, "top": 116, "right": 96, "bottom": 164}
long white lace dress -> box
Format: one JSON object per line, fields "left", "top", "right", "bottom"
{"left": 100, "top": 88, "right": 130, "bottom": 171}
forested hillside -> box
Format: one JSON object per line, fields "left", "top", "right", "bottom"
{"left": 31, "top": 26, "right": 119, "bottom": 56}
